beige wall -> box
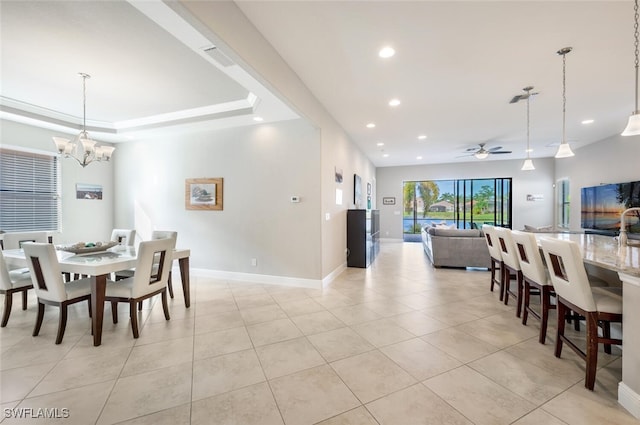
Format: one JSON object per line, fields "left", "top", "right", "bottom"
{"left": 0, "top": 119, "right": 114, "bottom": 244}
{"left": 177, "top": 0, "right": 376, "bottom": 279}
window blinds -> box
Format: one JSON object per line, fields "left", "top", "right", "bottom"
{"left": 0, "top": 147, "right": 61, "bottom": 232}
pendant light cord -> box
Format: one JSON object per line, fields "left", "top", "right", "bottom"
{"left": 634, "top": 0, "right": 639, "bottom": 113}
{"left": 562, "top": 51, "right": 567, "bottom": 144}
{"left": 78, "top": 73, "right": 90, "bottom": 135}
{"left": 526, "top": 89, "right": 531, "bottom": 158}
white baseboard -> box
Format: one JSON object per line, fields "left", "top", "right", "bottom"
{"left": 619, "top": 381, "right": 640, "bottom": 419}
{"left": 322, "top": 262, "right": 347, "bottom": 287}
{"left": 190, "top": 267, "right": 323, "bottom": 289}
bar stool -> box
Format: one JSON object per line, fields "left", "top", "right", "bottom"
{"left": 482, "top": 225, "right": 504, "bottom": 300}
{"left": 511, "top": 230, "right": 555, "bottom": 344}
{"left": 540, "top": 237, "right": 622, "bottom": 391}
{"left": 495, "top": 227, "right": 523, "bottom": 317}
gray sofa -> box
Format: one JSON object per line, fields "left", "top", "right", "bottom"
{"left": 421, "top": 227, "right": 491, "bottom": 268}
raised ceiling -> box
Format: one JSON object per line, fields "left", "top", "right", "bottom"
{"left": 0, "top": 1, "right": 634, "bottom": 167}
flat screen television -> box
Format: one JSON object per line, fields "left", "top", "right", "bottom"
{"left": 581, "top": 181, "right": 640, "bottom": 235}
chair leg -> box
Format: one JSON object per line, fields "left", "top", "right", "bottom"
{"left": 162, "top": 290, "right": 171, "bottom": 321}
{"left": 167, "top": 272, "right": 174, "bottom": 299}
{"left": 111, "top": 301, "right": 119, "bottom": 324}
{"left": 32, "top": 301, "right": 45, "bottom": 337}
{"left": 129, "top": 300, "right": 139, "bottom": 338}
{"left": 585, "top": 312, "right": 599, "bottom": 390}
{"left": 503, "top": 268, "right": 510, "bottom": 306}
{"left": 138, "top": 301, "right": 143, "bottom": 311}
{"left": 55, "top": 304, "right": 68, "bottom": 344}
{"left": 21, "top": 289, "right": 28, "bottom": 310}
{"left": 515, "top": 273, "right": 523, "bottom": 318}
{"left": 87, "top": 298, "right": 92, "bottom": 318}
{"left": 539, "top": 287, "right": 551, "bottom": 345}
{"left": 522, "top": 281, "right": 531, "bottom": 325}
{"left": 555, "top": 301, "right": 567, "bottom": 358}
{"left": 1, "top": 291, "right": 13, "bottom": 327}
{"left": 602, "top": 321, "right": 612, "bottom": 354}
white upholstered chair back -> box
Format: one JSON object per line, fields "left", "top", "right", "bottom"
{"left": 511, "top": 230, "right": 550, "bottom": 286}
{"left": 494, "top": 227, "right": 520, "bottom": 271}
{"left": 0, "top": 251, "right": 14, "bottom": 291}
{"left": 130, "top": 238, "right": 175, "bottom": 299}
{"left": 540, "top": 238, "right": 597, "bottom": 312}
{"left": 482, "top": 225, "right": 502, "bottom": 261}
{"left": 151, "top": 231, "right": 177, "bottom": 243}
{"left": 22, "top": 243, "right": 67, "bottom": 303}
{"left": 111, "top": 229, "right": 136, "bottom": 246}
{"left": 3, "top": 231, "right": 48, "bottom": 249}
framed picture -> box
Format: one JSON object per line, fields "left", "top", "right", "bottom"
{"left": 185, "top": 178, "right": 223, "bottom": 210}
{"left": 354, "top": 174, "right": 362, "bottom": 207}
{"left": 76, "top": 183, "right": 102, "bottom": 200}
{"left": 367, "top": 182, "right": 372, "bottom": 195}
{"left": 382, "top": 197, "right": 395, "bottom": 205}
{"left": 335, "top": 167, "right": 343, "bottom": 183}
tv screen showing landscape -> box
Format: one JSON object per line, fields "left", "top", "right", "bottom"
{"left": 581, "top": 181, "right": 640, "bottom": 234}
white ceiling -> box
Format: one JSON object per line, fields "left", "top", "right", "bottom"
{"left": 1, "top": 1, "right": 635, "bottom": 167}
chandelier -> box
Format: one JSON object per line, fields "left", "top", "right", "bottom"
{"left": 52, "top": 73, "right": 114, "bottom": 167}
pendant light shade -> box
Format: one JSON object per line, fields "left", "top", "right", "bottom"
{"left": 521, "top": 158, "right": 535, "bottom": 171}
{"left": 555, "top": 47, "right": 575, "bottom": 159}
{"left": 622, "top": 0, "right": 640, "bottom": 136}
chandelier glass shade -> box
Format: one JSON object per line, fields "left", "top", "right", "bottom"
{"left": 52, "top": 73, "right": 114, "bottom": 167}
{"left": 622, "top": 0, "right": 640, "bottom": 136}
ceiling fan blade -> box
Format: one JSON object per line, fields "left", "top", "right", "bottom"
{"left": 488, "top": 146, "right": 503, "bottom": 152}
{"left": 489, "top": 150, "right": 512, "bottom": 154}
{"left": 509, "top": 95, "right": 524, "bottom": 104}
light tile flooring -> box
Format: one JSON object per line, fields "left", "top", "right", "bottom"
{"left": 0, "top": 241, "right": 637, "bottom": 424}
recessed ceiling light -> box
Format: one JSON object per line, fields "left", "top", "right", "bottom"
{"left": 581, "top": 119, "right": 594, "bottom": 124}
{"left": 388, "top": 98, "right": 401, "bottom": 107}
{"left": 416, "top": 156, "right": 423, "bottom": 160}
{"left": 253, "top": 116, "right": 264, "bottom": 122}
{"left": 418, "top": 135, "right": 427, "bottom": 140}
{"left": 378, "top": 46, "right": 395, "bottom": 58}
{"left": 366, "top": 122, "right": 376, "bottom": 128}
{"left": 377, "top": 142, "right": 384, "bottom": 146}
{"left": 382, "top": 153, "right": 389, "bottom": 157}
{"left": 526, "top": 148, "right": 533, "bottom": 153}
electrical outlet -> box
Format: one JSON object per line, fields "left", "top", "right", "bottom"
{"left": 251, "top": 258, "right": 257, "bottom": 266}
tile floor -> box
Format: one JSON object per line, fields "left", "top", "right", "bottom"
{"left": 0, "top": 241, "right": 637, "bottom": 424}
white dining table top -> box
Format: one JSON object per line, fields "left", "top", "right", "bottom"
{"left": 534, "top": 232, "right": 640, "bottom": 278}
{"left": 3, "top": 245, "right": 190, "bottom": 276}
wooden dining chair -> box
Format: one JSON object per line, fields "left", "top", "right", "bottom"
{"left": 22, "top": 243, "right": 92, "bottom": 344}
{"left": 495, "top": 227, "right": 523, "bottom": 317}
{"left": 511, "top": 230, "right": 555, "bottom": 344}
{"left": 105, "top": 237, "right": 176, "bottom": 338}
{"left": 482, "top": 225, "right": 504, "bottom": 300}
{"left": 0, "top": 250, "right": 33, "bottom": 327}
{"left": 540, "top": 237, "right": 623, "bottom": 390}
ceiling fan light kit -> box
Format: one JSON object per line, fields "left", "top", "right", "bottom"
{"left": 622, "top": 0, "right": 640, "bottom": 136}
{"left": 555, "top": 47, "right": 575, "bottom": 158}
{"left": 52, "top": 73, "right": 115, "bottom": 168}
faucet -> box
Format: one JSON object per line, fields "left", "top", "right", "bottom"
{"left": 619, "top": 207, "right": 640, "bottom": 246}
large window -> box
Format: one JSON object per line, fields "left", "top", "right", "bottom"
{"left": 557, "top": 178, "right": 570, "bottom": 229}
{"left": 403, "top": 178, "right": 512, "bottom": 240}
{"left": 0, "top": 147, "right": 61, "bottom": 232}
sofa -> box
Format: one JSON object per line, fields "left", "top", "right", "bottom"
{"left": 421, "top": 227, "right": 491, "bottom": 268}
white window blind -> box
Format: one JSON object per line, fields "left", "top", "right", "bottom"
{"left": 0, "top": 147, "right": 61, "bottom": 232}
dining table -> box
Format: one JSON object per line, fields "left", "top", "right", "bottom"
{"left": 534, "top": 232, "right": 640, "bottom": 419}
{"left": 3, "top": 244, "right": 191, "bottom": 347}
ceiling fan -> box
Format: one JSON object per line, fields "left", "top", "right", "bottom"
{"left": 462, "top": 143, "right": 512, "bottom": 159}
{"left": 509, "top": 86, "right": 539, "bottom": 104}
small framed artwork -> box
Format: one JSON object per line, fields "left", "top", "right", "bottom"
{"left": 367, "top": 196, "right": 371, "bottom": 209}
{"left": 185, "top": 178, "right": 223, "bottom": 210}
{"left": 382, "top": 197, "right": 396, "bottom": 205}
{"left": 367, "top": 182, "right": 372, "bottom": 195}
{"left": 76, "top": 183, "right": 103, "bottom": 200}
{"left": 335, "top": 167, "right": 343, "bottom": 183}
{"left": 354, "top": 174, "right": 362, "bottom": 207}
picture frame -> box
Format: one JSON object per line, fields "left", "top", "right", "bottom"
{"left": 367, "top": 182, "right": 372, "bottom": 195}
{"left": 76, "top": 183, "right": 103, "bottom": 200}
{"left": 354, "top": 174, "right": 362, "bottom": 207}
{"left": 382, "top": 197, "right": 396, "bottom": 205}
{"left": 185, "top": 178, "right": 223, "bottom": 210}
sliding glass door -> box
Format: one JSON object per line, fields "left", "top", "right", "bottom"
{"left": 403, "top": 177, "right": 512, "bottom": 241}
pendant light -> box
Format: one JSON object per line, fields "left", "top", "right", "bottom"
{"left": 521, "top": 86, "right": 535, "bottom": 171}
{"left": 622, "top": 0, "right": 640, "bottom": 136}
{"left": 555, "top": 47, "right": 575, "bottom": 158}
